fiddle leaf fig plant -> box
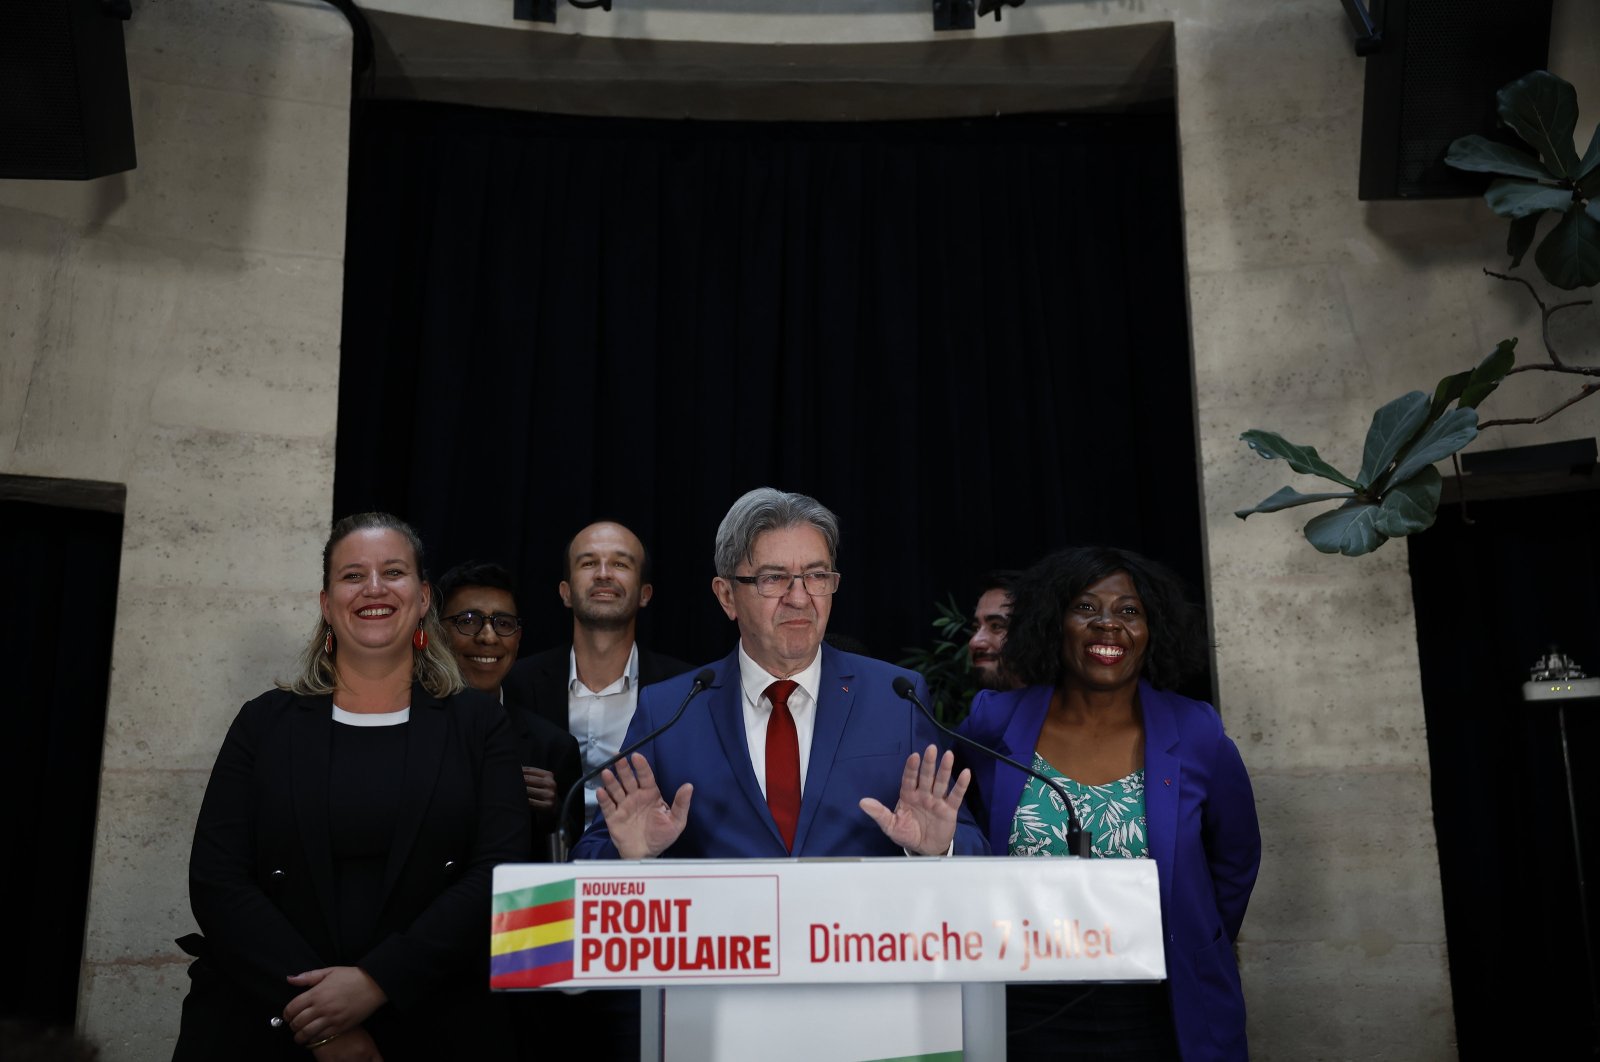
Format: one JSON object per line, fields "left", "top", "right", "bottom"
{"left": 1234, "top": 342, "right": 1515, "bottom": 556}
{"left": 897, "top": 593, "right": 979, "bottom": 726}
{"left": 1237, "top": 69, "right": 1600, "bottom": 558}
{"left": 1445, "top": 71, "right": 1600, "bottom": 290}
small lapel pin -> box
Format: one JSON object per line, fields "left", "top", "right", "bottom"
{"left": 1163, "top": 778, "right": 1171, "bottom": 786}
{"left": 841, "top": 685, "right": 849, "bottom": 693}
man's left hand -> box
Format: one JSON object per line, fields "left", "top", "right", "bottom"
{"left": 858, "top": 745, "right": 971, "bottom": 856}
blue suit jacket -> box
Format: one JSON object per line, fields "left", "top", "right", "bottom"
{"left": 572, "top": 645, "right": 986, "bottom": 859}
{"left": 957, "top": 681, "right": 1260, "bottom": 1062}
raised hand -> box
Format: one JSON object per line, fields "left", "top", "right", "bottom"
{"left": 595, "top": 752, "right": 693, "bottom": 860}
{"left": 858, "top": 745, "right": 971, "bottom": 856}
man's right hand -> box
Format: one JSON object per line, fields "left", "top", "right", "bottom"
{"left": 523, "top": 765, "right": 557, "bottom": 810}
{"left": 595, "top": 753, "right": 692, "bottom": 860}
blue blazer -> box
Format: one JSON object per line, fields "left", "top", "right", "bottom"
{"left": 572, "top": 646, "right": 987, "bottom": 859}
{"left": 957, "top": 682, "right": 1260, "bottom": 1062}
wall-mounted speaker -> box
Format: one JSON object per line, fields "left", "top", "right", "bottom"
{"left": 0, "top": 0, "right": 136, "bottom": 180}
{"left": 1358, "top": 0, "right": 1553, "bottom": 200}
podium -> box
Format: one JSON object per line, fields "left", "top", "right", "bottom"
{"left": 491, "top": 857, "right": 1164, "bottom": 1062}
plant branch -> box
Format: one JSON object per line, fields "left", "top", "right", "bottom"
{"left": 1506, "top": 362, "right": 1600, "bottom": 376}
{"left": 1483, "top": 269, "right": 1593, "bottom": 367}
{"left": 1478, "top": 382, "right": 1600, "bottom": 428}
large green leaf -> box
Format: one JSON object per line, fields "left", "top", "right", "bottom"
{"left": 1506, "top": 213, "right": 1541, "bottom": 268}
{"left": 1240, "top": 430, "right": 1361, "bottom": 489}
{"left": 1427, "top": 341, "right": 1515, "bottom": 426}
{"left": 1445, "top": 134, "right": 1550, "bottom": 179}
{"left": 1457, "top": 339, "right": 1517, "bottom": 410}
{"left": 1534, "top": 203, "right": 1600, "bottom": 290}
{"left": 1498, "top": 71, "right": 1582, "bottom": 179}
{"left": 1235, "top": 485, "right": 1357, "bottom": 519}
{"left": 1429, "top": 369, "right": 1472, "bottom": 424}
{"left": 1483, "top": 178, "right": 1574, "bottom": 218}
{"left": 1579, "top": 126, "right": 1600, "bottom": 197}
{"left": 1357, "top": 391, "right": 1429, "bottom": 488}
{"left": 1384, "top": 407, "right": 1480, "bottom": 490}
{"left": 1304, "top": 502, "right": 1387, "bottom": 556}
{"left": 1373, "top": 466, "right": 1443, "bottom": 538}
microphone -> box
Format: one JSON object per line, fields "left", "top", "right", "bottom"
{"left": 891, "top": 676, "right": 1091, "bottom": 858}
{"left": 556, "top": 667, "right": 717, "bottom": 860}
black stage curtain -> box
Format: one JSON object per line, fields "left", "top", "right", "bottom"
{"left": 0, "top": 499, "right": 122, "bottom": 1029}
{"left": 337, "top": 101, "right": 1206, "bottom": 675}
{"left": 1409, "top": 492, "right": 1600, "bottom": 1057}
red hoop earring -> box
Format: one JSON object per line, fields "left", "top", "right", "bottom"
{"left": 413, "top": 624, "right": 428, "bottom": 651}
{"left": 324, "top": 627, "right": 334, "bottom": 655}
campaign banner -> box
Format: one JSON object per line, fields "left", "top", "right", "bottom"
{"left": 490, "top": 856, "right": 1163, "bottom": 989}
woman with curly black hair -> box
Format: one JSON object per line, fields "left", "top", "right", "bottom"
{"left": 957, "top": 546, "right": 1260, "bottom": 1061}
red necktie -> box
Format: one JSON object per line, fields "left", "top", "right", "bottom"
{"left": 764, "top": 680, "right": 801, "bottom": 852}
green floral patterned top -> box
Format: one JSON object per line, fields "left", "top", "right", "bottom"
{"left": 1009, "top": 751, "right": 1149, "bottom": 859}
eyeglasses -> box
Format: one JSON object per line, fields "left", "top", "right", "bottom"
{"left": 731, "top": 571, "right": 841, "bottom": 598}
{"left": 442, "top": 610, "right": 523, "bottom": 637}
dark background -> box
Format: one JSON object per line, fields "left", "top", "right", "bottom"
{"left": 0, "top": 499, "right": 122, "bottom": 1031}
{"left": 335, "top": 101, "right": 1207, "bottom": 671}
{"left": 1409, "top": 490, "right": 1600, "bottom": 1058}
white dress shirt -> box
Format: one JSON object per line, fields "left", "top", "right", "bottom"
{"left": 569, "top": 641, "right": 641, "bottom": 816}
{"left": 736, "top": 642, "right": 824, "bottom": 797}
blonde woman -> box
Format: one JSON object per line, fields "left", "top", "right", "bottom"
{"left": 175, "top": 512, "right": 528, "bottom": 1062}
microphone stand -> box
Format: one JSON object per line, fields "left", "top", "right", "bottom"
{"left": 555, "top": 668, "right": 716, "bottom": 861}
{"left": 892, "top": 677, "right": 1092, "bottom": 858}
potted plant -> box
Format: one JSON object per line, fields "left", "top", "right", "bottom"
{"left": 1235, "top": 72, "right": 1598, "bottom": 556}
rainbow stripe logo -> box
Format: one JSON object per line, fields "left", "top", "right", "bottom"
{"left": 490, "top": 878, "right": 575, "bottom": 988}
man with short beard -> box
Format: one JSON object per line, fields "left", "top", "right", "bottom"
{"left": 504, "top": 521, "right": 691, "bottom": 828}
{"left": 969, "top": 570, "right": 1023, "bottom": 692}
{"left": 502, "top": 522, "right": 691, "bottom": 1061}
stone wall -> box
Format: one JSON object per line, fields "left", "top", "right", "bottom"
{"left": 0, "top": 1, "right": 351, "bottom": 1056}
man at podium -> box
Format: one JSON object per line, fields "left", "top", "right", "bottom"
{"left": 572, "top": 487, "right": 985, "bottom": 861}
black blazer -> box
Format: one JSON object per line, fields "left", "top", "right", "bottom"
{"left": 503, "top": 643, "right": 694, "bottom": 734}
{"left": 178, "top": 684, "right": 529, "bottom": 1059}
{"left": 504, "top": 644, "right": 691, "bottom": 846}
{"left": 500, "top": 686, "right": 581, "bottom": 861}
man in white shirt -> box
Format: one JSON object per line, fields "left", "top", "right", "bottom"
{"left": 503, "top": 521, "right": 690, "bottom": 827}
{"left": 501, "top": 523, "right": 693, "bottom": 1058}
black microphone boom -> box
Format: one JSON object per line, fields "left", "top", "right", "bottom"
{"left": 890, "top": 675, "right": 1091, "bottom": 858}
{"left": 556, "top": 667, "right": 717, "bottom": 860}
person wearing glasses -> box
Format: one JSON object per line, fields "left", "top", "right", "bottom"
{"left": 957, "top": 546, "right": 1259, "bottom": 1060}
{"left": 572, "top": 487, "right": 985, "bottom": 861}
{"left": 435, "top": 561, "right": 580, "bottom": 862}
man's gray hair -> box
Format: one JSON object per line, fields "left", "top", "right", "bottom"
{"left": 714, "top": 487, "right": 840, "bottom": 577}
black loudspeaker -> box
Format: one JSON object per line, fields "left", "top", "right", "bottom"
{"left": 0, "top": 0, "right": 136, "bottom": 180}
{"left": 1358, "top": 0, "right": 1553, "bottom": 200}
